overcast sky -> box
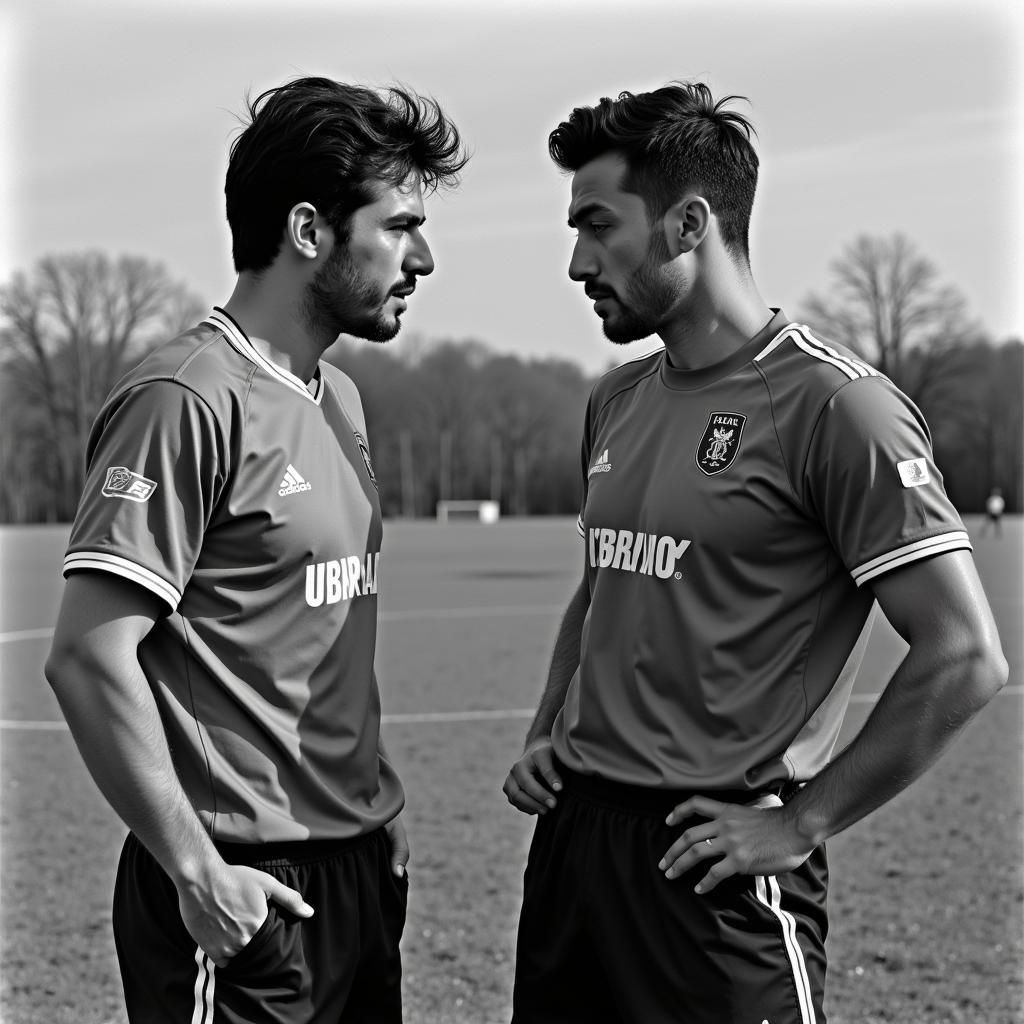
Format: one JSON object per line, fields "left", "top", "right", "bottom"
{"left": 2, "top": 0, "right": 1020, "bottom": 372}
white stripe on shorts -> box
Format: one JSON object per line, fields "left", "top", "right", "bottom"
{"left": 755, "top": 875, "right": 816, "bottom": 1024}
{"left": 190, "top": 946, "right": 216, "bottom": 1024}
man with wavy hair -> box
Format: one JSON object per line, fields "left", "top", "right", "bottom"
{"left": 504, "top": 82, "right": 1006, "bottom": 1023}
{"left": 46, "top": 77, "right": 465, "bottom": 1023}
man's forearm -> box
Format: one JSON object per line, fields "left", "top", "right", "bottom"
{"left": 46, "top": 648, "right": 220, "bottom": 887}
{"left": 789, "top": 633, "right": 1007, "bottom": 846}
{"left": 525, "top": 579, "right": 589, "bottom": 747}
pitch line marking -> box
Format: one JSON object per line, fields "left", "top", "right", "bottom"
{"left": 0, "top": 720, "right": 70, "bottom": 731}
{"left": 0, "top": 710, "right": 537, "bottom": 731}
{"left": 0, "top": 605, "right": 567, "bottom": 646}
{"left": 2, "top": 687, "right": 1020, "bottom": 732}
{"left": 0, "top": 627, "right": 55, "bottom": 644}
{"left": 384, "top": 709, "right": 534, "bottom": 724}
{"left": 379, "top": 604, "right": 564, "bottom": 622}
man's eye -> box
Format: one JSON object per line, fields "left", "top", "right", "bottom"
{"left": 590, "top": 223, "right": 608, "bottom": 235}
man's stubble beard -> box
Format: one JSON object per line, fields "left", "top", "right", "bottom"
{"left": 602, "top": 231, "right": 678, "bottom": 345}
{"left": 304, "top": 244, "right": 401, "bottom": 344}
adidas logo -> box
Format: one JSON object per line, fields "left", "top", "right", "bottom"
{"left": 588, "top": 449, "right": 612, "bottom": 477}
{"left": 279, "top": 464, "right": 312, "bottom": 497}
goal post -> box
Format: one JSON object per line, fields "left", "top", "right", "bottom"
{"left": 435, "top": 500, "right": 501, "bottom": 524}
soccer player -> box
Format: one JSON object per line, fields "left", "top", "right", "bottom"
{"left": 982, "top": 486, "right": 1005, "bottom": 537}
{"left": 45, "top": 77, "right": 465, "bottom": 1023}
{"left": 503, "top": 82, "right": 1007, "bottom": 1024}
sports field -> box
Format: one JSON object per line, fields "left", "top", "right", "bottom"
{"left": 1, "top": 518, "right": 1021, "bottom": 1024}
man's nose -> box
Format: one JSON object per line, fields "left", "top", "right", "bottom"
{"left": 568, "top": 239, "right": 596, "bottom": 282}
{"left": 406, "top": 229, "right": 434, "bottom": 277}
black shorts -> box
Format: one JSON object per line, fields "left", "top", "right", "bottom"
{"left": 113, "top": 828, "right": 408, "bottom": 1024}
{"left": 512, "top": 766, "right": 828, "bottom": 1024}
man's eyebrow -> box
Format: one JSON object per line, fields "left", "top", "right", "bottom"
{"left": 385, "top": 212, "right": 426, "bottom": 226}
{"left": 567, "top": 202, "right": 610, "bottom": 229}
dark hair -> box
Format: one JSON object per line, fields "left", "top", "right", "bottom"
{"left": 549, "top": 82, "right": 758, "bottom": 259}
{"left": 226, "top": 77, "right": 467, "bottom": 272}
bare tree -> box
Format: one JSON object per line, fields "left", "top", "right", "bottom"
{"left": 0, "top": 252, "right": 205, "bottom": 521}
{"left": 801, "top": 234, "right": 981, "bottom": 396}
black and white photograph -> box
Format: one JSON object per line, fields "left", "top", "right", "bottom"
{"left": 1, "top": 2, "right": 1021, "bottom": 1022}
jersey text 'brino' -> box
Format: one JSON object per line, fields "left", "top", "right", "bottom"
{"left": 588, "top": 528, "right": 691, "bottom": 579}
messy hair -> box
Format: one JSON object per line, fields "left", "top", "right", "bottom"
{"left": 226, "top": 77, "right": 467, "bottom": 272}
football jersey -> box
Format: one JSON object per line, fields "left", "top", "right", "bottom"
{"left": 64, "top": 307, "right": 404, "bottom": 842}
{"left": 552, "top": 310, "right": 971, "bottom": 791}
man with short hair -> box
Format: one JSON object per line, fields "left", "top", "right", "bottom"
{"left": 46, "top": 76, "right": 466, "bottom": 1023}
{"left": 504, "top": 82, "right": 1007, "bottom": 1023}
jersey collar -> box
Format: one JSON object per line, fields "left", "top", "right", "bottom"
{"left": 659, "top": 309, "right": 792, "bottom": 391}
{"left": 205, "top": 307, "right": 324, "bottom": 405}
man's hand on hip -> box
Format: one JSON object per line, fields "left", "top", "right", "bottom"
{"left": 176, "top": 859, "right": 314, "bottom": 966}
{"left": 659, "top": 794, "right": 815, "bottom": 893}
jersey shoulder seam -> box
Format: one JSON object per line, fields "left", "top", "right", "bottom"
{"left": 752, "top": 361, "right": 802, "bottom": 507}
{"left": 118, "top": 329, "right": 253, "bottom": 417}
{"left": 116, "top": 373, "right": 222, "bottom": 420}
{"left": 799, "top": 374, "right": 893, "bottom": 488}
{"left": 590, "top": 353, "right": 662, "bottom": 419}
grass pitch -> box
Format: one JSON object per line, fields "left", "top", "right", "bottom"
{"left": 1, "top": 517, "right": 1021, "bottom": 1024}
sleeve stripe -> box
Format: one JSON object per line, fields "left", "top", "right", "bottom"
{"left": 791, "top": 332, "right": 863, "bottom": 380}
{"left": 754, "top": 325, "right": 802, "bottom": 363}
{"left": 851, "top": 531, "right": 972, "bottom": 587}
{"left": 63, "top": 552, "right": 181, "bottom": 611}
{"left": 576, "top": 515, "right": 585, "bottom": 538}
{"left": 755, "top": 324, "right": 880, "bottom": 381}
{"left": 795, "top": 325, "right": 879, "bottom": 379}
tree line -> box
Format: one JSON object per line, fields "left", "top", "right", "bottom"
{"left": 324, "top": 336, "right": 590, "bottom": 518}
{"left": 1, "top": 236, "right": 1020, "bottom": 524}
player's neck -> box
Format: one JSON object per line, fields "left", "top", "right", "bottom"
{"left": 659, "top": 274, "right": 771, "bottom": 372}
{"left": 222, "top": 275, "right": 325, "bottom": 384}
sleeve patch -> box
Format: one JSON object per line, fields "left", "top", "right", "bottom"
{"left": 101, "top": 467, "right": 159, "bottom": 502}
{"left": 896, "top": 458, "right": 930, "bottom": 488}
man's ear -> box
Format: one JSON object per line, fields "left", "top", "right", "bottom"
{"left": 283, "top": 202, "right": 323, "bottom": 261}
{"left": 663, "top": 194, "right": 711, "bottom": 256}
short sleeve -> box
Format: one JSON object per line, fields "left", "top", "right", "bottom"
{"left": 64, "top": 380, "right": 228, "bottom": 611}
{"left": 802, "top": 378, "right": 971, "bottom": 588}
{"left": 577, "top": 391, "right": 597, "bottom": 538}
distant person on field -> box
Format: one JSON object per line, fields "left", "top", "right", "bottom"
{"left": 503, "top": 81, "right": 1007, "bottom": 1024}
{"left": 981, "top": 486, "right": 1005, "bottom": 537}
{"left": 45, "top": 76, "right": 465, "bottom": 1024}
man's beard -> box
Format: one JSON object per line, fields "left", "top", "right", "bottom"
{"left": 601, "top": 233, "right": 677, "bottom": 345}
{"left": 303, "top": 244, "right": 406, "bottom": 343}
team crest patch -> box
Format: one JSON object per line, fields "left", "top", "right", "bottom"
{"left": 101, "top": 466, "right": 158, "bottom": 502}
{"left": 354, "top": 432, "right": 378, "bottom": 489}
{"left": 695, "top": 412, "right": 746, "bottom": 476}
{"left": 896, "top": 458, "right": 930, "bottom": 488}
